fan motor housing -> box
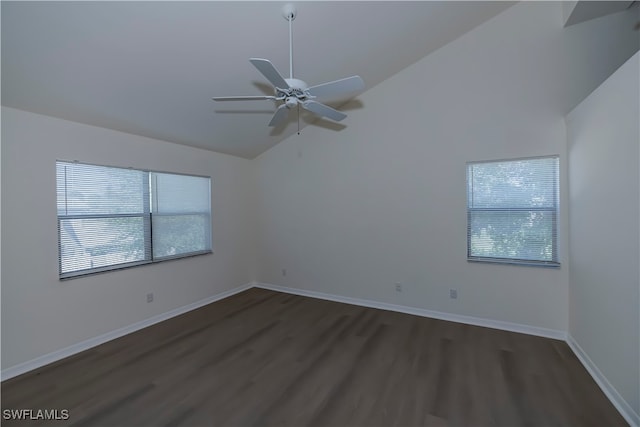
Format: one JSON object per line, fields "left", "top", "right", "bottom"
{"left": 284, "top": 78, "right": 308, "bottom": 91}
{"left": 277, "top": 78, "right": 309, "bottom": 104}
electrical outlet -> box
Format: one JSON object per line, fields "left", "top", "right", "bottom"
{"left": 449, "top": 289, "right": 458, "bottom": 299}
{"left": 282, "top": 268, "right": 287, "bottom": 277}
{"left": 147, "top": 293, "right": 154, "bottom": 303}
{"left": 395, "top": 283, "right": 402, "bottom": 292}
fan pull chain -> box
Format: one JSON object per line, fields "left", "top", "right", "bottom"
{"left": 297, "top": 103, "right": 300, "bottom": 135}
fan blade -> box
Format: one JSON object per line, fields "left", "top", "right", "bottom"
{"left": 302, "top": 100, "right": 347, "bottom": 122}
{"left": 212, "top": 96, "right": 277, "bottom": 101}
{"left": 269, "top": 104, "right": 289, "bottom": 127}
{"left": 307, "top": 76, "right": 364, "bottom": 99}
{"left": 249, "top": 58, "right": 290, "bottom": 90}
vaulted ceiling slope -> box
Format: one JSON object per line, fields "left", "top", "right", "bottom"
{"left": 2, "top": 1, "right": 514, "bottom": 158}
{"left": 563, "top": 0, "right": 636, "bottom": 26}
{"left": 2, "top": 2, "right": 638, "bottom": 159}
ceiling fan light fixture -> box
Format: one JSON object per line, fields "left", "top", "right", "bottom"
{"left": 285, "top": 97, "right": 298, "bottom": 108}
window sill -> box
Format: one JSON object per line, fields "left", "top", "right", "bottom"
{"left": 59, "top": 250, "right": 213, "bottom": 281}
{"left": 467, "top": 257, "right": 561, "bottom": 268}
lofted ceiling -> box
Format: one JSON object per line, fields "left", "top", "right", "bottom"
{"left": 2, "top": 1, "right": 515, "bottom": 159}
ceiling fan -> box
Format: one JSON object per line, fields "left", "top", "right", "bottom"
{"left": 212, "top": 4, "right": 365, "bottom": 128}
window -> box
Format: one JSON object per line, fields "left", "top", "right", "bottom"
{"left": 56, "top": 161, "right": 211, "bottom": 279}
{"left": 466, "top": 156, "right": 559, "bottom": 267}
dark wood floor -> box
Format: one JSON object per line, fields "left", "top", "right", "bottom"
{"left": 2, "top": 288, "right": 627, "bottom": 427}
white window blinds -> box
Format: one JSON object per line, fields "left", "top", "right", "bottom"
{"left": 466, "top": 156, "right": 559, "bottom": 267}
{"left": 151, "top": 172, "right": 211, "bottom": 260}
{"left": 56, "top": 161, "right": 211, "bottom": 279}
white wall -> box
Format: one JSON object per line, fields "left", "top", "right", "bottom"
{"left": 253, "top": 2, "right": 574, "bottom": 331}
{"left": 1, "top": 107, "right": 256, "bottom": 370}
{"left": 566, "top": 52, "right": 640, "bottom": 419}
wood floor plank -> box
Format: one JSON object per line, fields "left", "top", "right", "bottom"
{"left": 1, "top": 288, "right": 629, "bottom": 427}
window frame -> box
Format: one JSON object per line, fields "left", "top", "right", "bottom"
{"left": 466, "top": 155, "right": 560, "bottom": 268}
{"left": 56, "top": 160, "right": 212, "bottom": 280}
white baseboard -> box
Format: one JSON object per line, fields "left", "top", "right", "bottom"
{"left": 254, "top": 282, "right": 566, "bottom": 340}
{"left": 567, "top": 334, "right": 639, "bottom": 427}
{"left": 1, "top": 282, "right": 254, "bottom": 382}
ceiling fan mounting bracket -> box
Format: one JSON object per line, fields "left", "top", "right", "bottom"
{"left": 282, "top": 4, "right": 297, "bottom": 22}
